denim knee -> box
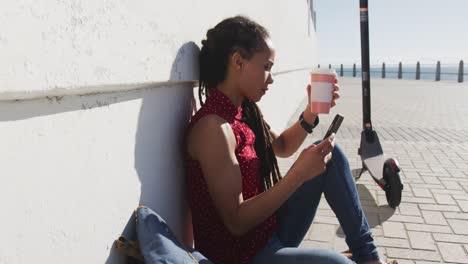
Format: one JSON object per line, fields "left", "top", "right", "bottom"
{"left": 313, "top": 140, "right": 348, "bottom": 165}
{"left": 331, "top": 143, "right": 348, "bottom": 164}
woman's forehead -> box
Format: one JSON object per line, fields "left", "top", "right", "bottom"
{"left": 258, "top": 40, "right": 275, "bottom": 62}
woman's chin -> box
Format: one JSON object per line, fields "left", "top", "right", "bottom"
{"left": 253, "top": 92, "right": 267, "bottom": 102}
{"left": 252, "top": 96, "right": 263, "bottom": 103}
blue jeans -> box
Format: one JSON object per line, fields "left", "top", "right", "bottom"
{"left": 251, "top": 143, "right": 380, "bottom": 264}
{"left": 135, "top": 206, "right": 213, "bottom": 264}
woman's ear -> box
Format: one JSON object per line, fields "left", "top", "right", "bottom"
{"left": 231, "top": 51, "right": 244, "bottom": 71}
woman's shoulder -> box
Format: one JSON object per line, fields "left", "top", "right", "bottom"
{"left": 186, "top": 113, "right": 237, "bottom": 159}
{"left": 190, "top": 114, "right": 231, "bottom": 137}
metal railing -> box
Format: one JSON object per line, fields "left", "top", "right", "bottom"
{"left": 318, "top": 60, "right": 465, "bottom": 83}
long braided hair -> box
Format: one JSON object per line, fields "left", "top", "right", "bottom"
{"left": 198, "top": 16, "right": 281, "bottom": 190}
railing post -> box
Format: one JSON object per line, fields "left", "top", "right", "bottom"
{"left": 416, "top": 61, "right": 421, "bottom": 80}
{"left": 340, "top": 64, "right": 344, "bottom": 77}
{"left": 458, "top": 60, "right": 464, "bottom": 83}
{"left": 435, "top": 61, "right": 441, "bottom": 81}
{"left": 382, "top": 62, "right": 386, "bottom": 78}
{"left": 397, "top": 62, "right": 403, "bottom": 79}
{"left": 353, "top": 63, "right": 356, "bottom": 77}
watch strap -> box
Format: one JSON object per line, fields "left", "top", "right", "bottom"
{"left": 299, "top": 112, "right": 319, "bottom": 133}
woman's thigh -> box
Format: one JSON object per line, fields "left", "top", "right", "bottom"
{"left": 276, "top": 172, "right": 326, "bottom": 247}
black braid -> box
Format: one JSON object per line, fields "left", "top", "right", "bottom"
{"left": 241, "top": 99, "right": 282, "bottom": 190}
{"left": 198, "top": 16, "right": 282, "bottom": 189}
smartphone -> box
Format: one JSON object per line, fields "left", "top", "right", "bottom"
{"left": 323, "top": 114, "right": 344, "bottom": 139}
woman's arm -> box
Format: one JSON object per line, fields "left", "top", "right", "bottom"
{"left": 187, "top": 114, "right": 334, "bottom": 237}
{"left": 271, "top": 82, "right": 340, "bottom": 158}
{"left": 270, "top": 107, "right": 317, "bottom": 158}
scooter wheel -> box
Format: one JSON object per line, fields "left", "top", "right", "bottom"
{"left": 383, "top": 158, "right": 403, "bottom": 208}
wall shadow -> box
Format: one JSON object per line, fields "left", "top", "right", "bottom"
{"left": 106, "top": 42, "right": 200, "bottom": 263}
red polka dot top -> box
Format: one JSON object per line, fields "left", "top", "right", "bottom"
{"left": 185, "top": 88, "right": 277, "bottom": 264}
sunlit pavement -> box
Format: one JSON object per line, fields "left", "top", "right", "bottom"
{"left": 277, "top": 77, "right": 468, "bottom": 263}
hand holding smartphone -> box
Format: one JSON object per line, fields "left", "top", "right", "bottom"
{"left": 323, "top": 114, "right": 344, "bottom": 139}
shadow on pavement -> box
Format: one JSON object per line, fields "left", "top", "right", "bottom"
{"left": 335, "top": 169, "right": 396, "bottom": 238}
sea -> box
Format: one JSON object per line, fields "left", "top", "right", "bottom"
{"left": 329, "top": 64, "right": 465, "bottom": 82}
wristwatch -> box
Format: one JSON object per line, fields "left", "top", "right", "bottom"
{"left": 299, "top": 112, "right": 319, "bottom": 133}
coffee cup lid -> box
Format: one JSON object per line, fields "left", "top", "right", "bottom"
{"left": 310, "top": 68, "right": 337, "bottom": 75}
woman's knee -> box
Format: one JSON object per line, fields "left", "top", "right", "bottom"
{"left": 269, "top": 248, "right": 353, "bottom": 264}
{"left": 331, "top": 143, "right": 348, "bottom": 163}
{"left": 314, "top": 140, "right": 347, "bottom": 162}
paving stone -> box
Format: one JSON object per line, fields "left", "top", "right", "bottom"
{"left": 412, "top": 188, "right": 432, "bottom": 198}
{"left": 313, "top": 215, "right": 340, "bottom": 225}
{"left": 447, "top": 219, "right": 468, "bottom": 235}
{"left": 431, "top": 189, "right": 465, "bottom": 195}
{"left": 437, "top": 242, "right": 468, "bottom": 263}
{"left": 408, "top": 231, "right": 436, "bottom": 250}
{"left": 377, "top": 247, "right": 387, "bottom": 262}
{"left": 386, "top": 248, "right": 441, "bottom": 262}
{"left": 316, "top": 208, "right": 336, "bottom": 217}
{"left": 392, "top": 259, "right": 415, "bottom": 264}
{"left": 403, "top": 197, "right": 436, "bottom": 204}
{"left": 332, "top": 236, "right": 348, "bottom": 251}
{"left": 382, "top": 222, "right": 407, "bottom": 238}
{"left": 375, "top": 237, "right": 410, "bottom": 248}
{"left": 456, "top": 200, "right": 468, "bottom": 212}
{"left": 411, "top": 183, "right": 445, "bottom": 190}
{"left": 419, "top": 204, "right": 460, "bottom": 212}
{"left": 388, "top": 215, "right": 424, "bottom": 224}
{"left": 433, "top": 194, "right": 457, "bottom": 205}
{"left": 423, "top": 177, "right": 442, "bottom": 185}
{"left": 442, "top": 180, "right": 463, "bottom": 190}
{"left": 433, "top": 233, "right": 468, "bottom": 243}
{"left": 307, "top": 223, "right": 337, "bottom": 242}
{"left": 421, "top": 211, "right": 447, "bottom": 225}
{"left": 370, "top": 227, "right": 384, "bottom": 237}
{"left": 444, "top": 212, "right": 468, "bottom": 220}
{"left": 318, "top": 199, "right": 332, "bottom": 210}
{"left": 405, "top": 223, "right": 452, "bottom": 234}
{"left": 398, "top": 203, "right": 422, "bottom": 216}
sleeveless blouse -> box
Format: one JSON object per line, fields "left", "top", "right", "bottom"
{"left": 185, "top": 89, "right": 277, "bottom": 264}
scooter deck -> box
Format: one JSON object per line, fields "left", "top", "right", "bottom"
{"left": 362, "top": 155, "right": 386, "bottom": 181}
{"left": 360, "top": 130, "right": 385, "bottom": 180}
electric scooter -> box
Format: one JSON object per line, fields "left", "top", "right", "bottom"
{"left": 356, "top": 0, "right": 404, "bottom": 208}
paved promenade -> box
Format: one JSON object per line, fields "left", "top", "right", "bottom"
{"left": 277, "top": 77, "right": 468, "bottom": 263}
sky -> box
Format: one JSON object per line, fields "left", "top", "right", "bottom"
{"left": 314, "top": 0, "right": 468, "bottom": 66}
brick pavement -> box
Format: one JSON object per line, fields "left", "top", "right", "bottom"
{"left": 277, "top": 77, "right": 468, "bottom": 263}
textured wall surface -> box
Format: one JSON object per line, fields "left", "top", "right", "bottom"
{"left": 0, "top": 1, "right": 317, "bottom": 263}
{"left": 0, "top": 0, "right": 317, "bottom": 100}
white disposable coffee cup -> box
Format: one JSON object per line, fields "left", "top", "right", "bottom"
{"left": 309, "top": 68, "right": 336, "bottom": 114}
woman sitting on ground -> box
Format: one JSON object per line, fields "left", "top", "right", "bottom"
{"left": 185, "top": 15, "right": 397, "bottom": 264}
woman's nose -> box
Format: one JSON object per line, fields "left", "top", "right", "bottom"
{"left": 267, "top": 73, "right": 274, "bottom": 84}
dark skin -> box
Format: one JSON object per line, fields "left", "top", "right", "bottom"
{"left": 187, "top": 38, "right": 335, "bottom": 236}
{"left": 187, "top": 37, "right": 393, "bottom": 264}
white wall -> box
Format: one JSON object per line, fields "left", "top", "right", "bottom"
{"left": 0, "top": 1, "right": 318, "bottom": 263}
